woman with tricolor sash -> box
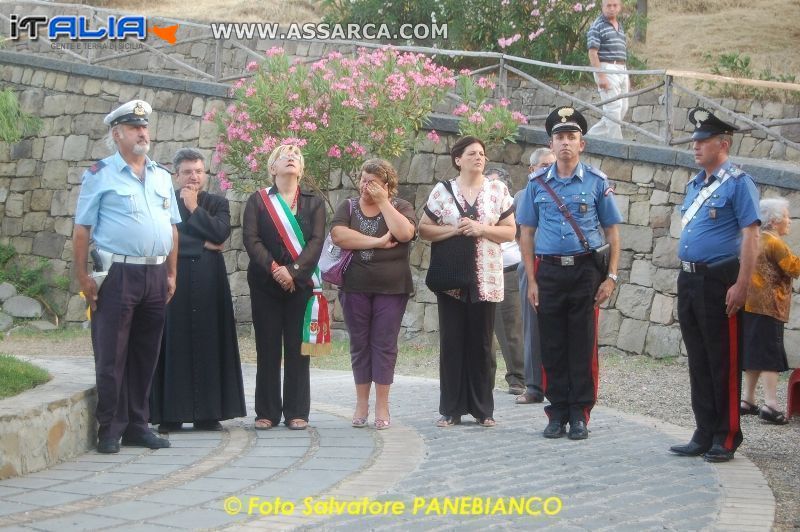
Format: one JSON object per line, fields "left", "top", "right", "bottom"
{"left": 243, "top": 144, "right": 328, "bottom": 431}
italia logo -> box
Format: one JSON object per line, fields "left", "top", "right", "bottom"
{"left": 9, "top": 14, "right": 180, "bottom": 45}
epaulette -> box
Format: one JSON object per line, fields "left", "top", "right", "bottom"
{"left": 585, "top": 164, "right": 609, "bottom": 180}
{"left": 529, "top": 165, "right": 550, "bottom": 181}
{"left": 727, "top": 164, "right": 744, "bottom": 178}
{"left": 87, "top": 160, "right": 106, "bottom": 175}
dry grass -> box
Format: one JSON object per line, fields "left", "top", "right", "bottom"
{"left": 636, "top": 0, "right": 800, "bottom": 76}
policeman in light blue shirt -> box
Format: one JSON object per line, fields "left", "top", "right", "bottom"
{"left": 669, "top": 107, "right": 760, "bottom": 464}
{"left": 518, "top": 106, "right": 623, "bottom": 441}
{"left": 73, "top": 99, "right": 181, "bottom": 454}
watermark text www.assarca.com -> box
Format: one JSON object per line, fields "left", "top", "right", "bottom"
{"left": 210, "top": 22, "right": 447, "bottom": 41}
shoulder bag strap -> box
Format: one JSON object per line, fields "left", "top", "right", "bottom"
{"left": 536, "top": 176, "right": 590, "bottom": 252}
{"left": 442, "top": 180, "right": 471, "bottom": 219}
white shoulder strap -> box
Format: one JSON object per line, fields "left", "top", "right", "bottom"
{"left": 680, "top": 174, "right": 730, "bottom": 229}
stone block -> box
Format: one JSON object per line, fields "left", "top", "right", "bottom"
{"left": 650, "top": 293, "right": 674, "bottom": 325}
{"left": 628, "top": 201, "right": 650, "bottom": 226}
{"left": 433, "top": 155, "right": 453, "bottom": 180}
{"left": 0, "top": 283, "right": 17, "bottom": 301}
{"left": 784, "top": 329, "right": 800, "bottom": 368}
{"left": 669, "top": 207, "right": 682, "bottom": 239}
{"left": 618, "top": 224, "right": 653, "bottom": 253}
{"left": 616, "top": 318, "right": 649, "bottom": 354}
{"left": 402, "top": 301, "right": 424, "bottom": 330}
{"left": 227, "top": 271, "right": 249, "bottom": 297}
{"left": 650, "top": 189, "right": 670, "bottom": 205}
{"left": 3, "top": 295, "right": 43, "bottom": 318}
{"left": 600, "top": 158, "right": 633, "bottom": 182}
{"left": 32, "top": 232, "right": 66, "bottom": 259}
{"left": 2, "top": 217, "right": 22, "bottom": 236}
{"left": 30, "top": 190, "right": 53, "bottom": 211}
{"left": 423, "top": 304, "right": 439, "bottom": 332}
{"left": 630, "top": 259, "right": 655, "bottom": 287}
{"left": 65, "top": 294, "right": 89, "bottom": 323}
{"left": 0, "top": 311, "right": 12, "bottom": 332}
{"left": 615, "top": 284, "right": 654, "bottom": 320}
{"left": 632, "top": 165, "right": 654, "bottom": 184}
{"left": 650, "top": 205, "right": 673, "bottom": 229}
{"left": 5, "top": 193, "right": 24, "bottom": 217}
{"left": 16, "top": 159, "right": 37, "bottom": 177}
{"left": 54, "top": 217, "right": 74, "bottom": 237}
{"left": 652, "top": 268, "right": 679, "bottom": 295}
{"left": 41, "top": 160, "right": 69, "bottom": 190}
{"left": 22, "top": 212, "right": 47, "bottom": 232}
{"left": 236, "top": 251, "right": 250, "bottom": 271}
{"left": 644, "top": 325, "right": 683, "bottom": 359}
{"left": 173, "top": 114, "right": 201, "bottom": 142}
{"left": 652, "top": 237, "right": 680, "bottom": 268}
{"left": 42, "top": 136, "right": 65, "bottom": 161}
{"left": 407, "top": 154, "right": 436, "bottom": 184}
{"left": 598, "top": 308, "right": 622, "bottom": 346}
{"left": 613, "top": 194, "right": 629, "bottom": 221}
{"left": 62, "top": 135, "right": 89, "bottom": 161}
{"left": 233, "top": 295, "right": 252, "bottom": 322}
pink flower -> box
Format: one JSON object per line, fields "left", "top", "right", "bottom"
{"left": 427, "top": 130, "right": 441, "bottom": 143}
{"left": 281, "top": 137, "right": 307, "bottom": 147}
{"left": 573, "top": 2, "right": 584, "bottom": 12}
{"left": 217, "top": 172, "right": 231, "bottom": 191}
{"left": 328, "top": 145, "right": 342, "bottom": 158}
{"left": 302, "top": 121, "right": 317, "bottom": 131}
{"left": 203, "top": 108, "right": 217, "bottom": 122}
{"left": 288, "top": 93, "right": 299, "bottom": 101}
{"left": 246, "top": 61, "right": 258, "bottom": 72}
{"left": 477, "top": 77, "right": 497, "bottom": 90}
{"left": 469, "top": 112, "right": 485, "bottom": 124}
{"left": 245, "top": 86, "right": 256, "bottom": 97}
{"left": 265, "top": 47, "right": 283, "bottom": 57}
{"left": 531, "top": 9, "right": 540, "bottom": 16}
{"left": 499, "top": 98, "right": 510, "bottom": 107}
{"left": 511, "top": 111, "right": 528, "bottom": 124}
{"left": 453, "top": 103, "right": 470, "bottom": 116}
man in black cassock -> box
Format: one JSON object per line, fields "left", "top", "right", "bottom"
{"left": 150, "top": 148, "right": 246, "bottom": 432}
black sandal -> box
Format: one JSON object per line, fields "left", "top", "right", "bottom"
{"left": 435, "top": 415, "right": 461, "bottom": 428}
{"left": 759, "top": 405, "right": 788, "bottom": 425}
{"left": 739, "top": 400, "right": 759, "bottom": 416}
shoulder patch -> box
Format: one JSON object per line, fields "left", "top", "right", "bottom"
{"left": 529, "top": 165, "right": 550, "bottom": 181}
{"left": 87, "top": 160, "right": 106, "bottom": 174}
{"left": 585, "top": 164, "right": 608, "bottom": 180}
{"left": 727, "top": 165, "right": 744, "bottom": 178}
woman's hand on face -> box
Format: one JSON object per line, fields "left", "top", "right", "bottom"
{"left": 365, "top": 181, "right": 389, "bottom": 205}
{"left": 457, "top": 217, "right": 484, "bottom": 238}
{"left": 374, "top": 231, "right": 398, "bottom": 249}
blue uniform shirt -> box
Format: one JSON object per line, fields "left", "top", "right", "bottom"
{"left": 678, "top": 161, "right": 760, "bottom": 263}
{"left": 517, "top": 162, "right": 623, "bottom": 255}
{"left": 75, "top": 152, "right": 181, "bottom": 256}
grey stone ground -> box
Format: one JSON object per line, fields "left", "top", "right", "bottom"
{"left": 0, "top": 360, "right": 774, "bottom": 531}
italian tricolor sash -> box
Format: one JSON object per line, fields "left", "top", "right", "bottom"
{"left": 259, "top": 187, "right": 331, "bottom": 356}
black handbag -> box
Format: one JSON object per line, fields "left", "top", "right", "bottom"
{"left": 425, "top": 181, "right": 477, "bottom": 292}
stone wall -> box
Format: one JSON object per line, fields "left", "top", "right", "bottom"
{"left": 1, "top": 1, "right": 798, "bottom": 163}
{"left": 1, "top": 53, "right": 799, "bottom": 364}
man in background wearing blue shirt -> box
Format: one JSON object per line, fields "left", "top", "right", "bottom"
{"left": 669, "top": 108, "right": 760, "bottom": 463}
{"left": 73, "top": 100, "right": 181, "bottom": 454}
{"left": 517, "top": 107, "right": 623, "bottom": 440}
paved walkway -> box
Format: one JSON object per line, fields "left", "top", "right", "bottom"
{"left": 0, "top": 358, "right": 774, "bottom": 531}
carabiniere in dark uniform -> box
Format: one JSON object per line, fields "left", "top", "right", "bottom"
{"left": 517, "top": 107, "right": 623, "bottom": 440}
{"left": 670, "top": 107, "right": 760, "bottom": 463}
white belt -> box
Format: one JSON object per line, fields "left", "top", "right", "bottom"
{"left": 111, "top": 254, "right": 166, "bottom": 265}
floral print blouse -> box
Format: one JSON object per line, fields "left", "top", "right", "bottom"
{"left": 745, "top": 230, "right": 800, "bottom": 322}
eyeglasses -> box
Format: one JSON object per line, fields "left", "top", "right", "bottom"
{"left": 178, "top": 169, "right": 205, "bottom": 176}
{"left": 277, "top": 154, "right": 301, "bottom": 161}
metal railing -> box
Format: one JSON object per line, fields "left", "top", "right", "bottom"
{"left": 2, "top": 0, "right": 800, "bottom": 154}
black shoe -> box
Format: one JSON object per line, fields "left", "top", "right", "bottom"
{"left": 157, "top": 422, "right": 183, "bottom": 434}
{"left": 97, "top": 438, "right": 120, "bottom": 454}
{"left": 669, "top": 441, "right": 710, "bottom": 457}
{"left": 568, "top": 420, "right": 589, "bottom": 440}
{"left": 703, "top": 444, "right": 735, "bottom": 463}
{"left": 542, "top": 420, "right": 566, "bottom": 438}
{"left": 194, "top": 420, "right": 223, "bottom": 431}
{"left": 516, "top": 392, "right": 544, "bottom": 404}
{"left": 122, "top": 431, "right": 171, "bottom": 449}
{"left": 508, "top": 384, "right": 526, "bottom": 395}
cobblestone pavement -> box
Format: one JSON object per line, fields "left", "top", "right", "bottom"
{"left": 0, "top": 360, "right": 773, "bottom": 531}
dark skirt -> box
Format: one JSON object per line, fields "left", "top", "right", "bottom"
{"left": 742, "top": 311, "right": 789, "bottom": 372}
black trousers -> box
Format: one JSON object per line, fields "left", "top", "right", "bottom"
{"left": 535, "top": 259, "right": 602, "bottom": 425}
{"left": 436, "top": 294, "right": 496, "bottom": 420}
{"left": 677, "top": 271, "right": 743, "bottom": 452}
{"left": 249, "top": 272, "right": 311, "bottom": 426}
{"left": 91, "top": 262, "right": 168, "bottom": 441}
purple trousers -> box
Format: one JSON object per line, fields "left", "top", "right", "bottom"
{"left": 339, "top": 292, "right": 408, "bottom": 385}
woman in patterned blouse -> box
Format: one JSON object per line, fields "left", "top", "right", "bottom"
{"left": 741, "top": 198, "right": 800, "bottom": 424}
{"left": 330, "top": 159, "right": 417, "bottom": 430}
{"left": 418, "top": 136, "right": 516, "bottom": 428}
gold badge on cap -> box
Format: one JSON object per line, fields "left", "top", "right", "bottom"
{"left": 558, "top": 107, "right": 575, "bottom": 123}
{"left": 133, "top": 102, "right": 146, "bottom": 116}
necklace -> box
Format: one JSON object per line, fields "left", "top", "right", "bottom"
{"left": 280, "top": 187, "right": 300, "bottom": 211}
{"left": 457, "top": 177, "right": 483, "bottom": 200}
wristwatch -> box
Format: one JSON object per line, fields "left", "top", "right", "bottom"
{"left": 607, "top": 273, "right": 618, "bottom": 283}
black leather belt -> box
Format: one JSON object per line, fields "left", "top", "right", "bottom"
{"left": 503, "top": 264, "right": 520, "bottom": 273}
{"left": 537, "top": 253, "right": 593, "bottom": 266}
{"left": 680, "top": 260, "right": 710, "bottom": 273}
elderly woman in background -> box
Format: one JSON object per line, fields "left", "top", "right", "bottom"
{"left": 330, "top": 159, "right": 417, "bottom": 430}
{"left": 419, "top": 136, "right": 516, "bottom": 428}
{"left": 741, "top": 197, "right": 800, "bottom": 425}
{"left": 243, "top": 144, "right": 325, "bottom": 430}
{"left": 484, "top": 166, "right": 525, "bottom": 396}
{"left": 150, "top": 148, "right": 246, "bottom": 433}
{"left": 515, "top": 147, "right": 557, "bottom": 405}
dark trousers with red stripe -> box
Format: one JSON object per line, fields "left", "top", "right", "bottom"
{"left": 535, "top": 259, "right": 602, "bottom": 425}
{"left": 677, "top": 271, "right": 743, "bottom": 452}
{"left": 91, "top": 262, "right": 168, "bottom": 441}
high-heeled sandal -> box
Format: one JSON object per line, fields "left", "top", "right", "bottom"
{"left": 352, "top": 408, "right": 369, "bottom": 428}
{"left": 374, "top": 416, "right": 391, "bottom": 430}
